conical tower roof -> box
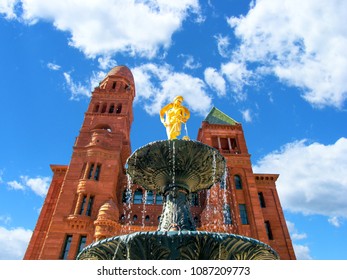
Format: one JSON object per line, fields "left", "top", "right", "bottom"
{"left": 204, "top": 107, "right": 239, "bottom": 125}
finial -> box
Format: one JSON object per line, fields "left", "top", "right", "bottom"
{"left": 160, "top": 96, "right": 190, "bottom": 140}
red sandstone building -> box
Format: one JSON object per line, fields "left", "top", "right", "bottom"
{"left": 24, "top": 66, "right": 296, "bottom": 260}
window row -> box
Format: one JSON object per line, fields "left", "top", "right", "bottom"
{"left": 60, "top": 234, "right": 87, "bottom": 260}
{"left": 120, "top": 214, "right": 201, "bottom": 224}
{"left": 92, "top": 102, "right": 122, "bottom": 114}
{"left": 223, "top": 203, "right": 249, "bottom": 225}
{"left": 211, "top": 137, "right": 239, "bottom": 154}
{"left": 123, "top": 189, "right": 163, "bottom": 205}
{"left": 81, "top": 162, "right": 102, "bottom": 181}
{"left": 123, "top": 189, "right": 200, "bottom": 206}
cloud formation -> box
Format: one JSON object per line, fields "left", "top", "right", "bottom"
{"left": 132, "top": 63, "right": 212, "bottom": 116}
{"left": 7, "top": 175, "right": 51, "bottom": 197}
{"left": 228, "top": 0, "right": 347, "bottom": 108}
{"left": 0, "top": 226, "right": 32, "bottom": 260}
{"left": 15, "top": 0, "right": 200, "bottom": 58}
{"left": 254, "top": 137, "right": 347, "bottom": 221}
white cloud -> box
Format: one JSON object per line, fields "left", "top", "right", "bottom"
{"left": 16, "top": 0, "right": 200, "bottom": 58}
{"left": 204, "top": 67, "right": 226, "bottom": 97}
{"left": 228, "top": 0, "right": 347, "bottom": 108}
{"left": 97, "top": 56, "right": 117, "bottom": 71}
{"left": 286, "top": 221, "right": 312, "bottom": 259}
{"left": 221, "top": 61, "right": 251, "bottom": 98}
{"left": 240, "top": 109, "right": 252, "bottom": 123}
{"left": 253, "top": 138, "right": 347, "bottom": 220}
{"left": 215, "top": 34, "right": 230, "bottom": 58}
{"left": 47, "top": 62, "right": 61, "bottom": 71}
{"left": 64, "top": 71, "right": 106, "bottom": 100}
{"left": 286, "top": 221, "right": 307, "bottom": 241}
{"left": 0, "top": 0, "right": 18, "bottom": 19}
{"left": 328, "top": 216, "right": 341, "bottom": 228}
{"left": 132, "top": 63, "right": 212, "bottom": 116}
{"left": 293, "top": 244, "right": 312, "bottom": 260}
{"left": 22, "top": 176, "right": 50, "bottom": 197}
{"left": 179, "top": 54, "right": 201, "bottom": 70}
{"left": 0, "top": 226, "right": 32, "bottom": 260}
{"left": 7, "top": 175, "right": 51, "bottom": 197}
{"left": 7, "top": 180, "right": 25, "bottom": 191}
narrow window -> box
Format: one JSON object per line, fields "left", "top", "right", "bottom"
{"left": 234, "top": 175, "right": 242, "bottom": 189}
{"left": 229, "top": 138, "right": 239, "bottom": 153}
{"left": 109, "top": 104, "right": 115, "bottom": 113}
{"left": 112, "top": 81, "right": 117, "bottom": 89}
{"left": 220, "top": 137, "right": 229, "bottom": 151}
{"left": 122, "top": 189, "right": 128, "bottom": 203}
{"left": 116, "top": 104, "right": 122, "bottom": 114}
{"left": 223, "top": 204, "right": 232, "bottom": 225}
{"left": 87, "top": 163, "right": 95, "bottom": 180}
{"left": 211, "top": 137, "right": 219, "bottom": 149}
{"left": 265, "top": 220, "right": 274, "bottom": 240}
{"left": 239, "top": 204, "right": 249, "bottom": 224}
{"left": 101, "top": 103, "right": 107, "bottom": 113}
{"left": 79, "top": 195, "right": 87, "bottom": 215}
{"left": 146, "top": 190, "right": 154, "bottom": 204}
{"left": 94, "top": 164, "right": 101, "bottom": 181}
{"left": 133, "top": 215, "right": 138, "bottom": 221}
{"left": 93, "top": 104, "right": 100, "bottom": 113}
{"left": 76, "top": 235, "right": 87, "bottom": 256}
{"left": 190, "top": 193, "right": 199, "bottom": 206}
{"left": 134, "top": 189, "right": 143, "bottom": 204}
{"left": 145, "top": 215, "right": 150, "bottom": 222}
{"left": 80, "top": 162, "right": 87, "bottom": 179}
{"left": 60, "top": 235, "right": 73, "bottom": 260}
{"left": 258, "top": 192, "right": 266, "bottom": 208}
{"left": 155, "top": 193, "right": 163, "bottom": 205}
{"left": 86, "top": 196, "right": 94, "bottom": 216}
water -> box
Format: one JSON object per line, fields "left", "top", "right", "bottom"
{"left": 172, "top": 141, "right": 176, "bottom": 186}
{"left": 141, "top": 190, "right": 148, "bottom": 228}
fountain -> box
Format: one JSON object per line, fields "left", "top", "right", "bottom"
{"left": 77, "top": 96, "right": 279, "bottom": 260}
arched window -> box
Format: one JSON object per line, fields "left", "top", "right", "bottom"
{"left": 116, "top": 104, "right": 122, "bottom": 114}
{"left": 101, "top": 103, "right": 107, "bottom": 113}
{"left": 234, "top": 175, "right": 242, "bottom": 190}
{"left": 133, "top": 189, "right": 143, "bottom": 204}
{"left": 146, "top": 190, "right": 154, "bottom": 204}
{"left": 93, "top": 103, "right": 100, "bottom": 113}
{"left": 155, "top": 193, "right": 163, "bottom": 205}
{"left": 109, "top": 104, "right": 115, "bottom": 113}
{"left": 94, "top": 124, "right": 112, "bottom": 132}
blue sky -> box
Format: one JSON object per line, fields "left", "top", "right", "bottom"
{"left": 0, "top": 0, "right": 346, "bottom": 260}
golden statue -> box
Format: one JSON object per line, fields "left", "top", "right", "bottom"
{"left": 160, "top": 96, "right": 190, "bottom": 140}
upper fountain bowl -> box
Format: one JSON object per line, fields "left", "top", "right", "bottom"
{"left": 126, "top": 140, "right": 226, "bottom": 194}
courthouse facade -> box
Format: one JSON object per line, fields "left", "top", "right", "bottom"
{"left": 24, "top": 66, "right": 296, "bottom": 260}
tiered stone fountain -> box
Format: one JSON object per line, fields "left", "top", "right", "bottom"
{"left": 77, "top": 97, "right": 279, "bottom": 260}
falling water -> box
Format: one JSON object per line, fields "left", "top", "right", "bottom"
{"left": 141, "top": 190, "right": 148, "bottom": 228}
{"left": 172, "top": 141, "right": 176, "bottom": 186}
{"left": 221, "top": 168, "right": 228, "bottom": 231}
{"left": 124, "top": 174, "right": 134, "bottom": 232}
{"left": 184, "top": 122, "right": 189, "bottom": 139}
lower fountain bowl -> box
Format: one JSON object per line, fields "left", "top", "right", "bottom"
{"left": 77, "top": 231, "right": 279, "bottom": 260}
